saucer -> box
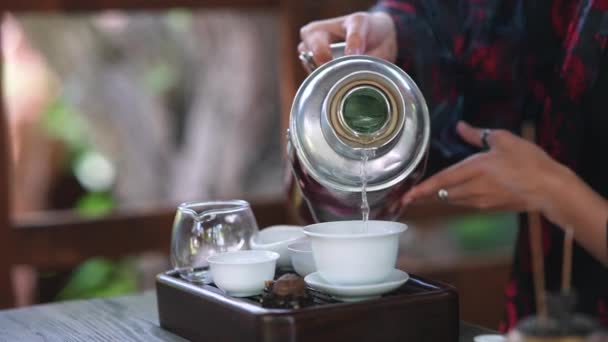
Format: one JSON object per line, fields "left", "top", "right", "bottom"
{"left": 304, "top": 269, "right": 409, "bottom": 302}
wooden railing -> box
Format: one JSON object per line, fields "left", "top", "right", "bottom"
{"left": 0, "top": 0, "right": 278, "bottom": 12}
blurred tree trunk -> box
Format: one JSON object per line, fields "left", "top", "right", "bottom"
{"left": 19, "top": 10, "right": 281, "bottom": 205}
{"left": 170, "top": 11, "right": 280, "bottom": 201}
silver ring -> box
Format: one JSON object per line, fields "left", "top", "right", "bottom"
{"left": 298, "top": 51, "right": 316, "bottom": 73}
{"left": 437, "top": 188, "right": 449, "bottom": 202}
{"left": 481, "top": 129, "right": 492, "bottom": 150}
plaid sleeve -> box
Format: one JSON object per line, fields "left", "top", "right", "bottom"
{"left": 371, "top": 1, "right": 428, "bottom": 72}
{"left": 370, "top": 0, "right": 530, "bottom": 174}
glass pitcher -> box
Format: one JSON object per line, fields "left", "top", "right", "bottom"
{"left": 170, "top": 200, "right": 259, "bottom": 283}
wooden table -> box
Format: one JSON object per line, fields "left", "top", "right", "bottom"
{"left": 0, "top": 292, "right": 497, "bottom": 341}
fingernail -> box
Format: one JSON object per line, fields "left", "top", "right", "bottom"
{"left": 345, "top": 47, "right": 364, "bottom": 55}
{"left": 458, "top": 121, "right": 471, "bottom": 129}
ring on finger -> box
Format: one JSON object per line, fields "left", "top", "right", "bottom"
{"left": 481, "top": 129, "right": 492, "bottom": 151}
{"left": 437, "top": 188, "right": 449, "bottom": 202}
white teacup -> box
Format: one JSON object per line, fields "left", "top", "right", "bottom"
{"left": 207, "top": 250, "right": 279, "bottom": 297}
{"left": 288, "top": 240, "right": 316, "bottom": 277}
{"left": 250, "top": 225, "right": 305, "bottom": 269}
{"left": 303, "top": 221, "right": 407, "bottom": 286}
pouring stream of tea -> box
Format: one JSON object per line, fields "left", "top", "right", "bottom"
{"left": 360, "top": 149, "right": 375, "bottom": 233}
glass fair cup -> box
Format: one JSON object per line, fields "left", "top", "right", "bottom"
{"left": 170, "top": 200, "right": 258, "bottom": 283}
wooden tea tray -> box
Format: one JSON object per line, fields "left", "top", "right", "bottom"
{"left": 156, "top": 270, "right": 459, "bottom": 342}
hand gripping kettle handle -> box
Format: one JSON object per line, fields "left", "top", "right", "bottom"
{"left": 298, "top": 42, "right": 346, "bottom": 73}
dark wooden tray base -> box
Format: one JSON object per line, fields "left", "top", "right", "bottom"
{"left": 156, "top": 270, "right": 459, "bottom": 342}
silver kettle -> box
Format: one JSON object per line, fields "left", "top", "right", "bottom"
{"left": 287, "top": 43, "right": 430, "bottom": 223}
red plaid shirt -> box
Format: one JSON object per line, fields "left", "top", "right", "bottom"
{"left": 375, "top": 0, "right": 608, "bottom": 331}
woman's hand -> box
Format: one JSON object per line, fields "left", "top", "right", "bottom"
{"left": 403, "top": 121, "right": 569, "bottom": 215}
{"left": 404, "top": 121, "right": 608, "bottom": 265}
{"left": 298, "top": 11, "right": 398, "bottom": 66}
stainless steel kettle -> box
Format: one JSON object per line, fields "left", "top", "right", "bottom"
{"left": 287, "top": 43, "right": 430, "bottom": 223}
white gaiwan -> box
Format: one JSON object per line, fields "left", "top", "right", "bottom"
{"left": 251, "top": 225, "right": 306, "bottom": 269}
{"left": 303, "top": 220, "right": 407, "bottom": 286}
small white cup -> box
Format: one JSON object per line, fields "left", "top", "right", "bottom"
{"left": 250, "top": 225, "right": 305, "bottom": 269}
{"left": 303, "top": 221, "right": 407, "bottom": 286}
{"left": 207, "top": 250, "right": 279, "bottom": 297}
{"left": 474, "top": 335, "right": 505, "bottom": 342}
{"left": 288, "top": 240, "right": 316, "bottom": 277}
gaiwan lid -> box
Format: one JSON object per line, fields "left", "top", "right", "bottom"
{"left": 289, "top": 55, "right": 430, "bottom": 193}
